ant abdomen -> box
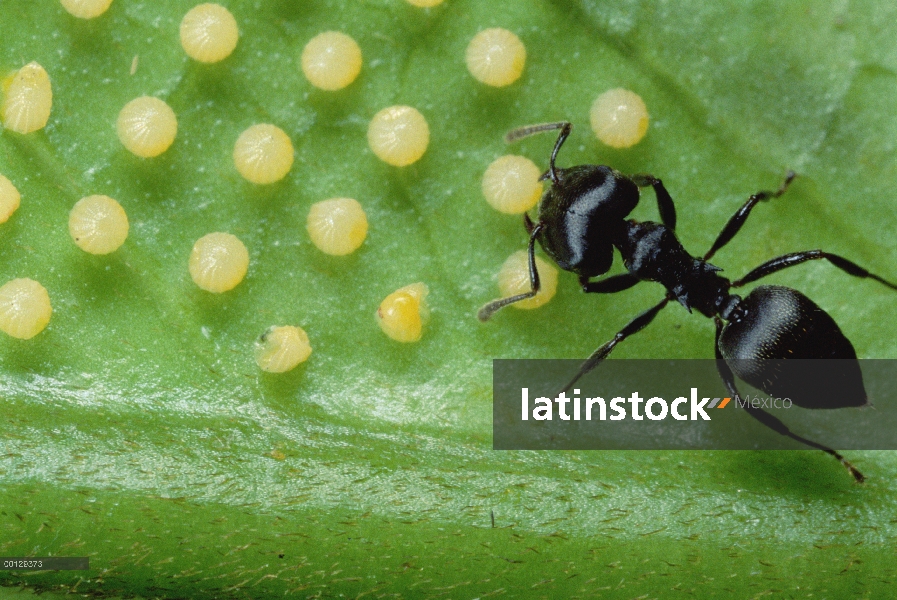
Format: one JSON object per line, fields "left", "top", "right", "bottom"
{"left": 719, "top": 285, "right": 866, "bottom": 409}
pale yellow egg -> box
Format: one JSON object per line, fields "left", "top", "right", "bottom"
{"left": 481, "top": 155, "right": 543, "bottom": 214}
{"left": 497, "top": 250, "right": 558, "bottom": 310}
{"left": 367, "top": 106, "right": 429, "bottom": 167}
{"left": 0, "top": 278, "right": 52, "bottom": 340}
{"left": 590, "top": 88, "right": 649, "bottom": 149}
{"left": 60, "top": 0, "right": 114, "bottom": 19}
{"left": 2, "top": 62, "right": 53, "bottom": 134}
{"left": 306, "top": 198, "right": 368, "bottom": 256}
{"left": 189, "top": 232, "right": 249, "bottom": 293}
{"left": 116, "top": 96, "right": 178, "bottom": 158}
{"left": 255, "top": 325, "right": 312, "bottom": 373}
{"left": 0, "top": 174, "right": 21, "bottom": 224}
{"left": 301, "top": 31, "right": 362, "bottom": 91}
{"left": 376, "top": 283, "right": 430, "bottom": 342}
{"left": 68, "top": 195, "right": 129, "bottom": 255}
{"left": 180, "top": 3, "right": 239, "bottom": 63}
{"left": 465, "top": 28, "right": 526, "bottom": 87}
{"left": 233, "top": 124, "right": 294, "bottom": 184}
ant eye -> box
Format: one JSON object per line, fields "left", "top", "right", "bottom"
{"left": 367, "top": 106, "right": 430, "bottom": 167}
{"left": 189, "top": 232, "right": 250, "bottom": 293}
{"left": 497, "top": 251, "right": 558, "bottom": 310}
{"left": 0, "top": 278, "right": 52, "bottom": 340}
{"left": 116, "top": 97, "right": 178, "bottom": 158}
{"left": 301, "top": 31, "right": 362, "bottom": 91}
{"left": 179, "top": 3, "right": 240, "bottom": 64}
{"left": 60, "top": 0, "right": 114, "bottom": 19}
{"left": 590, "top": 88, "right": 649, "bottom": 149}
{"left": 481, "top": 155, "right": 543, "bottom": 214}
{"left": 69, "top": 195, "right": 129, "bottom": 255}
{"left": 465, "top": 28, "right": 526, "bottom": 87}
{"left": 2, "top": 62, "right": 52, "bottom": 134}
{"left": 233, "top": 124, "right": 294, "bottom": 184}
{"left": 255, "top": 326, "right": 312, "bottom": 373}
{"left": 0, "top": 175, "right": 21, "bottom": 224}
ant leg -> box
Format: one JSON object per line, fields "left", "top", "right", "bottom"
{"left": 631, "top": 174, "right": 676, "bottom": 231}
{"left": 478, "top": 223, "right": 545, "bottom": 322}
{"left": 732, "top": 251, "right": 897, "bottom": 291}
{"left": 704, "top": 171, "right": 796, "bottom": 261}
{"left": 524, "top": 212, "right": 536, "bottom": 234}
{"left": 579, "top": 273, "right": 640, "bottom": 294}
{"left": 505, "top": 122, "right": 572, "bottom": 186}
{"left": 559, "top": 296, "right": 670, "bottom": 393}
{"left": 713, "top": 318, "right": 864, "bottom": 482}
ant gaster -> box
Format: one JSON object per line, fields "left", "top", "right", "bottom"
{"left": 479, "top": 121, "right": 897, "bottom": 483}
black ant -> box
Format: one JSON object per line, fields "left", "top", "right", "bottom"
{"left": 479, "top": 121, "right": 897, "bottom": 483}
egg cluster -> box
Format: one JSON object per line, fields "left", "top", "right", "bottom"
{"left": 1, "top": 1, "right": 650, "bottom": 371}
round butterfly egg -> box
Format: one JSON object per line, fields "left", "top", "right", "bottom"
{"left": 60, "top": 0, "right": 114, "bottom": 19}
{"left": 2, "top": 62, "right": 53, "bottom": 134}
{"left": 189, "top": 232, "right": 249, "bottom": 293}
{"left": 376, "top": 283, "right": 430, "bottom": 343}
{"left": 497, "top": 250, "right": 558, "bottom": 310}
{"left": 233, "top": 124, "right": 294, "bottom": 184}
{"left": 180, "top": 3, "right": 239, "bottom": 63}
{"left": 590, "top": 88, "right": 649, "bottom": 149}
{"left": 306, "top": 198, "right": 368, "bottom": 256}
{"left": 0, "top": 278, "right": 52, "bottom": 340}
{"left": 465, "top": 28, "right": 526, "bottom": 87}
{"left": 481, "top": 155, "right": 543, "bottom": 214}
{"left": 301, "top": 31, "right": 362, "bottom": 91}
{"left": 69, "top": 195, "right": 129, "bottom": 255}
{"left": 0, "top": 175, "right": 21, "bottom": 224}
{"left": 255, "top": 326, "right": 312, "bottom": 373}
{"left": 367, "top": 106, "right": 429, "bottom": 167}
{"left": 116, "top": 96, "right": 178, "bottom": 158}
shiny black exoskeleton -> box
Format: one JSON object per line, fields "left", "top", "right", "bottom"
{"left": 479, "top": 122, "right": 897, "bottom": 482}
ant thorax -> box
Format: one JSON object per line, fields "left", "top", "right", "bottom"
{"left": 618, "top": 220, "right": 729, "bottom": 317}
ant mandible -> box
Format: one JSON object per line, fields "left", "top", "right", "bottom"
{"left": 478, "top": 121, "right": 897, "bottom": 483}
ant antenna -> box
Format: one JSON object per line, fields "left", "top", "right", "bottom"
{"left": 478, "top": 222, "right": 544, "bottom": 321}
{"left": 505, "top": 121, "right": 572, "bottom": 186}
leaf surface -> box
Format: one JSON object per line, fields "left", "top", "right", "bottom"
{"left": 2, "top": 0, "right": 896, "bottom": 596}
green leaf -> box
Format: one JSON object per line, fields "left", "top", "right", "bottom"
{"left": 2, "top": 0, "right": 896, "bottom": 597}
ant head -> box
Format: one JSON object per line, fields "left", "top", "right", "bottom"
{"left": 478, "top": 122, "right": 642, "bottom": 322}
{"left": 537, "top": 163, "right": 639, "bottom": 278}
{"left": 507, "top": 123, "right": 639, "bottom": 278}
